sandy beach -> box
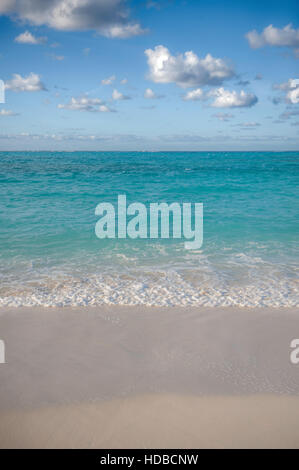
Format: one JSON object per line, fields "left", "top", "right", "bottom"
{"left": 0, "top": 306, "right": 298, "bottom": 448}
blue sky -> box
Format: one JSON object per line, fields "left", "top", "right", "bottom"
{"left": 0, "top": 0, "right": 298, "bottom": 150}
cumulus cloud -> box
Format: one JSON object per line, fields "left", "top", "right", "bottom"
{"left": 273, "top": 78, "right": 299, "bottom": 104}
{"left": 0, "top": 0, "right": 146, "bottom": 39}
{"left": 0, "top": 109, "right": 19, "bottom": 116}
{"left": 274, "top": 78, "right": 299, "bottom": 104}
{"left": 98, "top": 104, "right": 113, "bottom": 112}
{"left": 58, "top": 96, "right": 114, "bottom": 112}
{"left": 112, "top": 88, "right": 130, "bottom": 100}
{"left": 287, "top": 88, "right": 299, "bottom": 103}
{"left": 144, "top": 88, "right": 155, "bottom": 99}
{"left": 102, "top": 75, "right": 116, "bottom": 85}
{"left": 14, "top": 30, "right": 47, "bottom": 44}
{"left": 246, "top": 24, "right": 299, "bottom": 56}
{"left": 145, "top": 45, "right": 235, "bottom": 88}
{"left": 209, "top": 88, "right": 258, "bottom": 108}
{"left": 181, "top": 86, "right": 257, "bottom": 108}
{"left": 273, "top": 78, "right": 298, "bottom": 91}
{"left": 5, "top": 72, "right": 46, "bottom": 92}
{"left": 183, "top": 88, "right": 204, "bottom": 101}
{"left": 144, "top": 87, "right": 163, "bottom": 99}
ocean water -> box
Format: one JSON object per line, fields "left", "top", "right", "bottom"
{"left": 0, "top": 151, "right": 298, "bottom": 308}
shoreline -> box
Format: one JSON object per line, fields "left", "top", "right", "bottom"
{"left": 0, "top": 305, "right": 298, "bottom": 448}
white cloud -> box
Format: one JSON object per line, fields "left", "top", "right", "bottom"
{"left": 58, "top": 96, "right": 114, "bottom": 112}
{"left": 5, "top": 73, "right": 46, "bottom": 92}
{"left": 287, "top": 87, "right": 299, "bottom": 104}
{"left": 144, "top": 87, "right": 163, "bottom": 99}
{"left": 105, "top": 23, "right": 146, "bottom": 39}
{"left": 183, "top": 88, "right": 204, "bottom": 101}
{"left": 1, "top": 0, "right": 146, "bottom": 39}
{"left": 144, "top": 88, "right": 155, "bottom": 99}
{"left": 273, "top": 78, "right": 298, "bottom": 91}
{"left": 99, "top": 104, "right": 112, "bottom": 112}
{"left": 102, "top": 75, "right": 116, "bottom": 85}
{"left": 0, "top": 109, "right": 19, "bottom": 116}
{"left": 209, "top": 88, "right": 258, "bottom": 108}
{"left": 274, "top": 78, "right": 299, "bottom": 104}
{"left": 145, "top": 45, "right": 235, "bottom": 88}
{"left": 14, "top": 30, "right": 47, "bottom": 44}
{"left": 112, "top": 88, "right": 130, "bottom": 100}
{"left": 246, "top": 24, "right": 299, "bottom": 56}
{"left": 120, "top": 78, "right": 128, "bottom": 84}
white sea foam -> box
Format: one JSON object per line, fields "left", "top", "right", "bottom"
{"left": 0, "top": 269, "right": 298, "bottom": 308}
{"left": 1, "top": 244, "right": 298, "bottom": 308}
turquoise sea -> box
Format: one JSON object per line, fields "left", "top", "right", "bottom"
{"left": 0, "top": 151, "right": 298, "bottom": 307}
